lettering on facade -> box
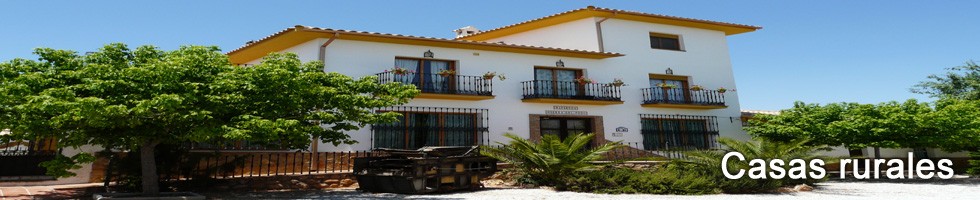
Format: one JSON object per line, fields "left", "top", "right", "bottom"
{"left": 544, "top": 110, "right": 588, "bottom": 115}
{"left": 612, "top": 132, "right": 624, "bottom": 137}
{"left": 552, "top": 105, "right": 579, "bottom": 110}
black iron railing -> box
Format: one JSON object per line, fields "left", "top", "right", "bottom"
{"left": 376, "top": 72, "right": 493, "bottom": 96}
{"left": 641, "top": 87, "right": 726, "bottom": 106}
{"left": 371, "top": 106, "right": 490, "bottom": 150}
{"left": 521, "top": 80, "right": 622, "bottom": 101}
{"left": 1, "top": 137, "right": 59, "bottom": 176}
{"left": 639, "top": 114, "right": 719, "bottom": 151}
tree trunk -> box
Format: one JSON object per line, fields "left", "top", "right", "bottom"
{"left": 140, "top": 140, "right": 161, "bottom": 196}
{"left": 874, "top": 146, "right": 881, "bottom": 158}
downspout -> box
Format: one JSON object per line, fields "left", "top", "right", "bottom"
{"left": 311, "top": 33, "right": 339, "bottom": 157}
{"left": 318, "top": 32, "right": 340, "bottom": 66}
{"left": 594, "top": 11, "right": 617, "bottom": 52}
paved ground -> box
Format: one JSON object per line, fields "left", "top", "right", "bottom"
{"left": 199, "top": 179, "right": 980, "bottom": 200}
{"left": 4, "top": 180, "right": 979, "bottom": 199}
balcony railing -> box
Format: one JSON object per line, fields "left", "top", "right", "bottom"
{"left": 376, "top": 72, "right": 493, "bottom": 96}
{"left": 641, "top": 87, "right": 726, "bottom": 106}
{"left": 521, "top": 80, "right": 622, "bottom": 101}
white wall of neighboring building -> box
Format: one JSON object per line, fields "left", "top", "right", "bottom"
{"left": 246, "top": 17, "right": 750, "bottom": 151}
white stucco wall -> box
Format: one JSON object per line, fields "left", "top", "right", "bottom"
{"left": 245, "top": 18, "right": 750, "bottom": 151}
{"left": 485, "top": 17, "right": 601, "bottom": 51}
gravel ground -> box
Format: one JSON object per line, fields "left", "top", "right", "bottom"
{"left": 207, "top": 180, "right": 980, "bottom": 200}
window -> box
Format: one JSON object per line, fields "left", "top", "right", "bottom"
{"left": 640, "top": 114, "right": 718, "bottom": 150}
{"left": 648, "top": 74, "right": 689, "bottom": 103}
{"left": 372, "top": 107, "right": 488, "bottom": 149}
{"left": 394, "top": 57, "right": 457, "bottom": 93}
{"left": 533, "top": 67, "right": 584, "bottom": 97}
{"left": 649, "top": 33, "right": 681, "bottom": 51}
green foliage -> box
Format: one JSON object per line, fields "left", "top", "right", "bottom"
{"left": 968, "top": 151, "right": 980, "bottom": 175}
{"left": 745, "top": 100, "right": 937, "bottom": 150}
{"left": 679, "top": 138, "right": 828, "bottom": 193}
{"left": 0, "top": 43, "right": 418, "bottom": 193}
{"left": 913, "top": 61, "right": 980, "bottom": 100}
{"left": 39, "top": 153, "right": 97, "bottom": 178}
{"left": 481, "top": 133, "right": 623, "bottom": 186}
{"left": 559, "top": 165, "right": 719, "bottom": 195}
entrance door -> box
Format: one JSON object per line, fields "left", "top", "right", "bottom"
{"left": 540, "top": 117, "right": 592, "bottom": 142}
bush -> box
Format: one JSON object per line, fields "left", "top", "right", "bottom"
{"left": 558, "top": 164, "right": 720, "bottom": 195}
{"left": 481, "top": 133, "right": 623, "bottom": 186}
{"left": 679, "top": 137, "right": 828, "bottom": 193}
{"left": 968, "top": 151, "right": 980, "bottom": 175}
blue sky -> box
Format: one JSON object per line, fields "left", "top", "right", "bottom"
{"left": 1, "top": 1, "right": 978, "bottom": 110}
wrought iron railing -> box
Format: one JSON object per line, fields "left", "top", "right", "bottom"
{"left": 1, "top": 137, "right": 59, "bottom": 177}
{"left": 641, "top": 87, "right": 726, "bottom": 106}
{"left": 521, "top": 80, "right": 622, "bottom": 101}
{"left": 639, "top": 114, "right": 719, "bottom": 150}
{"left": 376, "top": 72, "right": 493, "bottom": 96}
{"left": 371, "top": 106, "right": 490, "bottom": 150}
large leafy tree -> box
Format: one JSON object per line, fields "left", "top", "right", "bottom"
{"left": 913, "top": 61, "right": 980, "bottom": 100}
{"left": 744, "top": 100, "right": 936, "bottom": 157}
{"left": 0, "top": 44, "right": 418, "bottom": 195}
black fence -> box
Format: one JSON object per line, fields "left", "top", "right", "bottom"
{"left": 641, "top": 87, "right": 726, "bottom": 106}
{"left": 521, "top": 80, "right": 622, "bottom": 101}
{"left": 639, "top": 114, "right": 720, "bottom": 151}
{"left": 376, "top": 72, "right": 493, "bottom": 96}
{"left": 146, "top": 150, "right": 385, "bottom": 182}
{"left": 0, "top": 138, "right": 59, "bottom": 177}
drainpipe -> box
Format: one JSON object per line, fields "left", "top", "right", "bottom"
{"left": 594, "top": 11, "right": 617, "bottom": 52}
{"left": 318, "top": 32, "right": 340, "bottom": 67}
{"left": 311, "top": 33, "right": 338, "bottom": 160}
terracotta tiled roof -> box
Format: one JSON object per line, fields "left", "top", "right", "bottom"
{"left": 227, "top": 25, "right": 623, "bottom": 57}
{"left": 458, "top": 6, "right": 761, "bottom": 40}
{"left": 741, "top": 110, "right": 781, "bottom": 116}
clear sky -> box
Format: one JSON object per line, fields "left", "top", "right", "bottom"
{"left": 1, "top": 1, "right": 978, "bottom": 111}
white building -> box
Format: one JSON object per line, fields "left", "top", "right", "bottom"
{"left": 228, "top": 6, "right": 761, "bottom": 152}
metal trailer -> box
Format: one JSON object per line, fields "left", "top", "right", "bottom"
{"left": 353, "top": 146, "right": 498, "bottom": 194}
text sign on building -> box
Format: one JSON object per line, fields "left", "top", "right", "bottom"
{"left": 547, "top": 105, "right": 586, "bottom": 115}
{"left": 545, "top": 110, "right": 588, "bottom": 115}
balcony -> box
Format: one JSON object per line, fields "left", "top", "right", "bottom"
{"left": 377, "top": 72, "right": 494, "bottom": 100}
{"left": 521, "top": 80, "right": 623, "bottom": 105}
{"left": 641, "top": 87, "right": 726, "bottom": 109}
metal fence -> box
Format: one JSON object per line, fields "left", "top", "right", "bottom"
{"left": 376, "top": 72, "right": 493, "bottom": 96}
{"left": 0, "top": 138, "right": 58, "bottom": 177}
{"left": 521, "top": 80, "right": 622, "bottom": 101}
{"left": 154, "top": 151, "right": 385, "bottom": 181}
{"left": 641, "top": 87, "right": 726, "bottom": 106}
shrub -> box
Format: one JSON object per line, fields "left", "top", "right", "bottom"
{"left": 481, "top": 133, "right": 623, "bottom": 186}
{"left": 679, "top": 137, "right": 828, "bottom": 193}
{"left": 558, "top": 164, "right": 720, "bottom": 195}
{"left": 968, "top": 151, "right": 980, "bottom": 175}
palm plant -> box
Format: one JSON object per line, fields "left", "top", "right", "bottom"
{"left": 481, "top": 133, "right": 623, "bottom": 186}
{"left": 678, "top": 137, "right": 829, "bottom": 193}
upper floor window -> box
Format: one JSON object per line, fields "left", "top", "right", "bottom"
{"left": 649, "top": 32, "right": 682, "bottom": 51}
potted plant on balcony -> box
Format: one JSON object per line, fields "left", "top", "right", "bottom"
{"left": 386, "top": 67, "right": 413, "bottom": 75}
{"left": 436, "top": 69, "right": 456, "bottom": 77}
{"left": 574, "top": 76, "right": 594, "bottom": 85}
{"left": 717, "top": 87, "right": 728, "bottom": 93}
{"left": 610, "top": 78, "right": 626, "bottom": 87}
{"left": 483, "top": 71, "right": 497, "bottom": 80}
{"left": 656, "top": 83, "right": 678, "bottom": 89}
{"left": 690, "top": 85, "right": 704, "bottom": 91}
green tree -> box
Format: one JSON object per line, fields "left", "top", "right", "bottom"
{"left": 0, "top": 44, "right": 418, "bottom": 195}
{"left": 481, "top": 133, "right": 623, "bottom": 186}
{"left": 913, "top": 61, "right": 980, "bottom": 100}
{"left": 745, "top": 100, "right": 934, "bottom": 157}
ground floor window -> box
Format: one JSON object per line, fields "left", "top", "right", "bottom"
{"left": 640, "top": 114, "right": 718, "bottom": 150}
{"left": 372, "top": 106, "right": 488, "bottom": 149}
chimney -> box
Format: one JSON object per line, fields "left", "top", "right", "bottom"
{"left": 453, "top": 26, "right": 480, "bottom": 39}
